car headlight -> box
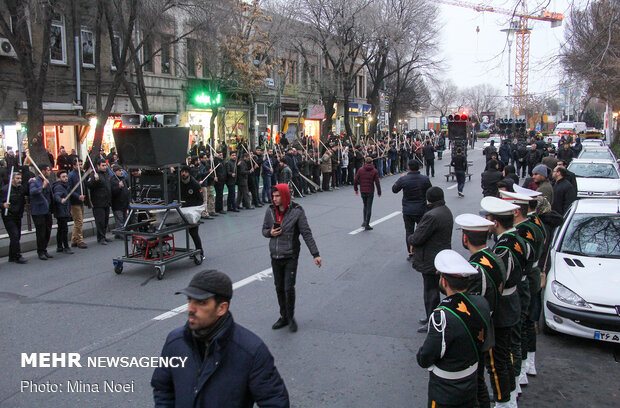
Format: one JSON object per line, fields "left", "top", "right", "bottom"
{"left": 551, "top": 281, "right": 591, "bottom": 308}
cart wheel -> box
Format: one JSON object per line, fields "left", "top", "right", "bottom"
{"left": 114, "top": 261, "right": 123, "bottom": 275}
{"left": 155, "top": 266, "right": 166, "bottom": 280}
{"left": 193, "top": 253, "right": 204, "bottom": 265}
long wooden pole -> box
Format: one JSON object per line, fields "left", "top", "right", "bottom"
{"left": 4, "top": 166, "right": 14, "bottom": 216}
{"left": 63, "top": 168, "right": 93, "bottom": 200}
{"left": 26, "top": 154, "right": 48, "bottom": 182}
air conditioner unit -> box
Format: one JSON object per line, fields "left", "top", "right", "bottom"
{"left": 0, "top": 38, "right": 17, "bottom": 58}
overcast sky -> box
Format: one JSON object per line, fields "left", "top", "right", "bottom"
{"left": 436, "top": 0, "right": 585, "bottom": 98}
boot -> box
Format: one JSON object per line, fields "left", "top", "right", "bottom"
{"left": 518, "top": 361, "right": 528, "bottom": 385}
{"left": 288, "top": 318, "right": 298, "bottom": 333}
{"left": 271, "top": 317, "right": 288, "bottom": 330}
{"left": 526, "top": 352, "right": 537, "bottom": 376}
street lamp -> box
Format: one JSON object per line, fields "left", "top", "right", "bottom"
{"left": 501, "top": 21, "right": 519, "bottom": 121}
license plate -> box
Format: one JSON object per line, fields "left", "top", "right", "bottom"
{"left": 593, "top": 330, "right": 620, "bottom": 343}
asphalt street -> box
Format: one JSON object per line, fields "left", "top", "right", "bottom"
{"left": 0, "top": 141, "right": 618, "bottom": 408}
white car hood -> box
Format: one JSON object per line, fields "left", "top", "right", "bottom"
{"left": 553, "top": 252, "right": 620, "bottom": 305}
{"left": 576, "top": 177, "right": 620, "bottom": 193}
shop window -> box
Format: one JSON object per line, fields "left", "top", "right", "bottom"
{"left": 110, "top": 34, "right": 121, "bottom": 70}
{"left": 50, "top": 13, "right": 66, "bottom": 64}
{"left": 81, "top": 29, "right": 95, "bottom": 68}
{"left": 160, "top": 35, "right": 171, "bottom": 74}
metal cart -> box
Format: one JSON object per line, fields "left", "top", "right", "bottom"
{"left": 111, "top": 202, "right": 203, "bottom": 280}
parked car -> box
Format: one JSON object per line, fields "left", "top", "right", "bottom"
{"left": 542, "top": 198, "right": 620, "bottom": 344}
{"left": 483, "top": 136, "right": 503, "bottom": 149}
{"left": 546, "top": 135, "right": 562, "bottom": 149}
{"left": 578, "top": 147, "right": 618, "bottom": 163}
{"left": 567, "top": 159, "right": 620, "bottom": 198}
{"left": 581, "top": 139, "right": 606, "bottom": 147}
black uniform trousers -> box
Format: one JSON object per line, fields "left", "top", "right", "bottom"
{"left": 425, "top": 159, "right": 435, "bottom": 177}
{"left": 477, "top": 354, "right": 491, "bottom": 408}
{"left": 513, "top": 278, "right": 531, "bottom": 377}
{"left": 321, "top": 172, "right": 331, "bottom": 191}
{"left": 92, "top": 207, "right": 110, "bottom": 242}
{"left": 188, "top": 226, "right": 202, "bottom": 253}
{"left": 485, "top": 326, "right": 514, "bottom": 403}
{"left": 403, "top": 213, "right": 422, "bottom": 254}
{"left": 56, "top": 217, "right": 70, "bottom": 250}
{"left": 271, "top": 257, "right": 298, "bottom": 320}
{"left": 2, "top": 216, "right": 22, "bottom": 260}
{"left": 226, "top": 183, "right": 237, "bottom": 210}
{"left": 32, "top": 213, "right": 53, "bottom": 254}
{"left": 422, "top": 273, "right": 441, "bottom": 319}
{"left": 361, "top": 192, "right": 373, "bottom": 226}
{"left": 214, "top": 181, "right": 225, "bottom": 212}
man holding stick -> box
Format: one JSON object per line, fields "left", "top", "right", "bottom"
{"left": 52, "top": 170, "right": 74, "bottom": 254}
{"left": 86, "top": 159, "right": 113, "bottom": 245}
{"left": 68, "top": 159, "right": 88, "bottom": 249}
{"left": 29, "top": 163, "right": 54, "bottom": 260}
{"left": 1, "top": 170, "right": 28, "bottom": 263}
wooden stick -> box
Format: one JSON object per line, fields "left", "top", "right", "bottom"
{"left": 199, "top": 163, "right": 221, "bottom": 184}
{"left": 26, "top": 154, "right": 48, "bottom": 182}
{"left": 5, "top": 166, "right": 14, "bottom": 216}
{"left": 63, "top": 168, "right": 93, "bottom": 200}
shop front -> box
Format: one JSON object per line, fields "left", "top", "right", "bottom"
{"left": 81, "top": 116, "right": 122, "bottom": 159}
{"left": 348, "top": 103, "right": 372, "bottom": 139}
{"left": 304, "top": 104, "right": 324, "bottom": 145}
{"left": 0, "top": 122, "right": 27, "bottom": 159}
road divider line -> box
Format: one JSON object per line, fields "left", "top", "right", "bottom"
{"left": 152, "top": 268, "right": 273, "bottom": 321}
{"left": 348, "top": 211, "right": 402, "bottom": 235}
{"left": 447, "top": 184, "right": 458, "bottom": 190}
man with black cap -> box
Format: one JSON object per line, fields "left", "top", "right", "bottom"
{"left": 417, "top": 249, "right": 491, "bottom": 408}
{"left": 86, "top": 159, "right": 112, "bottom": 245}
{"left": 111, "top": 164, "right": 130, "bottom": 238}
{"left": 151, "top": 270, "right": 289, "bottom": 408}
{"left": 262, "top": 183, "right": 321, "bottom": 333}
{"left": 179, "top": 165, "right": 205, "bottom": 259}
{"left": 480, "top": 196, "right": 528, "bottom": 407}
{"left": 408, "top": 186, "right": 453, "bottom": 332}
{"left": 392, "top": 159, "right": 432, "bottom": 260}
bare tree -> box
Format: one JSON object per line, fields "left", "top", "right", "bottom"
{"left": 429, "top": 79, "right": 458, "bottom": 117}
{"left": 0, "top": 0, "right": 58, "bottom": 166}
{"left": 461, "top": 84, "right": 503, "bottom": 122}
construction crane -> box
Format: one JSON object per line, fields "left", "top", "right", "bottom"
{"left": 436, "top": 0, "right": 564, "bottom": 113}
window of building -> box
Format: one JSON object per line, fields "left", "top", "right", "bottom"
{"left": 187, "top": 38, "right": 196, "bottom": 77}
{"left": 287, "top": 60, "right": 296, "bottom": 84}
{"left": 143, "top": 37, "right": 153, "bottom": 72}
{"left": 356, "top": 75, "right": 365, "bottom": 99}
{"left": 81, "top": 29, "right": 95, "bottom": 67}
{"left": 160, "top": 35, "right": 171, "bottom": 74}
{"left": 50, "top": 13, "right": 66, "bottom": 64}
{"left": 110, "top": 34, "right": 121, "bottom": 70}
{"left": 309, "top": 65, "right": 317, "bottom": 92}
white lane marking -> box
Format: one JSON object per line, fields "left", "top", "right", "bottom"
{"left": 447, "top": 184, "right": 458, "bottom": 190}
{"left": 152, "top": 268, "right": 273, "bottom": 321}
{"left": 348, "top": 211, "right": 402, "bottom": 235}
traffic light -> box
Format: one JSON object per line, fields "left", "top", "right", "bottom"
{"left": 447, "top": 112, "right": 468, "bottom": 140}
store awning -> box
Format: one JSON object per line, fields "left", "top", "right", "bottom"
{"left": 17, "top": 113, "right": 89, "bottom": 126}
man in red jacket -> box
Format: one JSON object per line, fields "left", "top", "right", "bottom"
{"left": 354, "top": 157, "right": 381, "bottom": 230}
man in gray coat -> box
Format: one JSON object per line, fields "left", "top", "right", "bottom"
{"left": 408, "top": 186, "right": 454, "bottom": 332}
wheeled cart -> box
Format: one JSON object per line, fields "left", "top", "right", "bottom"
{"left": 111, "top": 202, "right": 203, "bottom": 280}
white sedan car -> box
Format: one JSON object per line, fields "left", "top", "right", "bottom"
{"left": 483, "top": 136, "right": 503, "bottom": 149}
{"left": 567, "top": 159, "right": 620, "bottom": 198}
{"left": 543, "top": 198, "right": 620, "bottom": 343}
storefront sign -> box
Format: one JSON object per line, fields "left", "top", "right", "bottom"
{"left": 191, "top": 90, "right": 223, "bottom": 108}
{"left": 307, "top": 105, "right": 325, "bottom": 120}
{"left": 348, "top": 103, "right": 371, "bottom": 116}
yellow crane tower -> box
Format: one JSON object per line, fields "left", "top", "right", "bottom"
{"left": 436, "top": 0, "right": 564, "bottom": 114}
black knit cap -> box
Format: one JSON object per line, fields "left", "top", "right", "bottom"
{"left": 176, "top": 270, "right": 233, "bottom": 300}
{"left": 426, "top": 186, "right": 444, "bottom": 203}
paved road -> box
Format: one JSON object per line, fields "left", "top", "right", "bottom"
{"left": 1, "top": 142, "right": 618, "bottom": 407}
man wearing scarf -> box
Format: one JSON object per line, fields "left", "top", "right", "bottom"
{"left": 152, "top": 270, "right": 289, "bottom": 407}
{"left": 262, "top": 184, "right": 322, "bottom": 333}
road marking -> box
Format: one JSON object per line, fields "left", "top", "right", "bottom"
{"left": 348, "top": 211, "right": 402, "bottom": 235}
{"left": 447, "top": 184, "right": 458, "bottom": 190}
{"left": 152, "top": 268, "right": 273, "bottom": 321}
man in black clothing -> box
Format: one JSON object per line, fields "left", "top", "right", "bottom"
{"left": 111, "top": 164, "right": 130, "bottom": 237}
{"left": 481, "top": 159, "right": 503, "bottom": 197}
{"left": 392, "top": 160, "right": 432, "bottom": 259}
{"left": 526, "top": 143, "right": 542, "bottom": 176}
{"left": 557, "top": 142, "right": 574, "bottom": 164}
{"left": 225, "top": 152, "right": 239, "bottom": 212}
{"left": 422, "top": 140, "right": 435, "bottom": 177}
{"left": 408, "top": 187, "right": 453, "bottom": 332}
{"left": 180, "top": 166, "right": 204, "bottom": 258}
{"left": 450, "top": 148, "right": 467, "bottom": 197}
{"left": 1, "top": 171, "right": 28, "bottom": 263}
{"left": 236, "top": 153, "right": 253, "bottom": 210}
{"left": 86, "top": 159, "right": 113, "bottom": 245}
{"left": 214, "top": 152, "right": 227, "bottom": 214}
{"left": 552, "top": 166, "right": 577, "bottom": 215}
{"left": 556, "top": 160, "right": 578, "bottom": 190}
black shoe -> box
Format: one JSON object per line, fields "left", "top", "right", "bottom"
{"left": 63, "top": 248, "right": 74, "bottom": 254}
{"left": 44, "top": 252, "right": 54, "bottom": 259}
{"left": 256, "top": 204, "right": 263, "bottom": 207}
{"left": 205, "top": 216, "right": 214, "bottom": 220}
{"left": 364, "top": 226, "right": 373, "bottom": 230}
{"left": 104, "top": 237, "right": 113, "bottom": 242}
{"left": 361, "top": 222, "right": 367, "bottom": 227}
{"left": 38, "top": 253, "right": 48, "bottom": 261}
{"left": 211, "top": 213, "right": 219, "bottom": 216}
{"left": 15, "top": 257, "right": 28, "bottom": 264}
{"left": 417, "top": 324, "right": 428, "bottom": 333}
{"left": 56, "top": 248, "right": 64, "bottom": 254}
{"left": 289, "top": 318, "right": 298, "bottom": 333}
{"left": 407, "top": 253, "right": 414, "bottom": 261}
{"left": 99, "top": 240, "right": 108, "bottom": 245}
{"left": 231, "top": 209, "right": 240, "bottom": 213}
{"left": 418, "top": 317, "right": 429, "bottom": 325}
{"left": 218, "top": 210, "right": 227, "bottom": 214}
{"left": 271, "top": 317, "right": 288, "bottom": 330}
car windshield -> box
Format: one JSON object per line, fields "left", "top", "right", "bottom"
{"left": 579, "top": 151, "right": 614, "bottom": 161}
{"left": 569, "top": 163, "right": 619, "bottom": 179}
{"left": 560, "top": 214, "right": 620, "bottom": 258}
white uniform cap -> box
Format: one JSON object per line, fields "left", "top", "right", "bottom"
{"left": 499, "top": 190, "right": 534, "bottom": 205}
{"left": 513, "top": 184, "right": 542, "bottom": 197}
{"left": 434, "top": 249, "right": 478, "bottom": 276}
{"left": 480, "top": 196, "right": 519, "bottom": 216}
{"left": 455, "top": 213, "right": 494, "bottom": 231}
